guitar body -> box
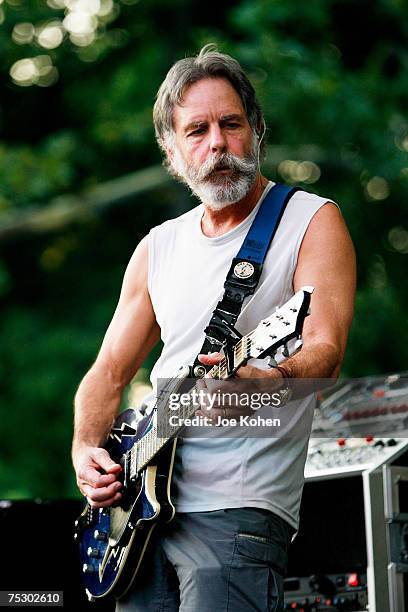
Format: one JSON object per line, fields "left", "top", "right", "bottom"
{"left": 75, "top": 408, "right": 177, "bottom": 600}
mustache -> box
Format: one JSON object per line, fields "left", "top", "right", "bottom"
{"left": 192, "top": 151, "right": 256, "bottom": 183}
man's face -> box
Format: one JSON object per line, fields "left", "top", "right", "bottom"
{"left": 167, "top": 77, "right": 258, "bottom": 209}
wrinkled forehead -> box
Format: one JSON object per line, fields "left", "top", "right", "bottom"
{"left": 172, "top": 77, "right": 248, "bottom": 131}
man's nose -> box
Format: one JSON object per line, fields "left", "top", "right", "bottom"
{"left": 209, "top": 125, "right": 227, "bottom": 154}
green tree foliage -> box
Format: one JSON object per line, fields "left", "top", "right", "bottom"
{"left": 0, "top": 0, "right": 407, "bottom": 498}
{"left": 218, "top": 0, "right": 408, "bottom": 374}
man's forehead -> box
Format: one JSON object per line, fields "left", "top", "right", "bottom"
{"left": 172, "top": 77, "right": 247, "bottom": 129}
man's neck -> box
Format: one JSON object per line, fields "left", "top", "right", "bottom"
{"left": 200, "top": 174, "right": 269, "bottom": 238}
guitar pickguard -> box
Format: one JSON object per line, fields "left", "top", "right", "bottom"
{"left": 110, "top": 422, "right": 137, "bottom": 442}
{"left": 108, "top": 466, "right": 159, "bottom": 546}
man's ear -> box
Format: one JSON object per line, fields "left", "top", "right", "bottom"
{"left": 256, "top": 120, "right": 266, "bottom": 141}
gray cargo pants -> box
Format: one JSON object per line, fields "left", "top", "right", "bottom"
{"left": 116, "top": 507, "right": 293, "bottom": 612}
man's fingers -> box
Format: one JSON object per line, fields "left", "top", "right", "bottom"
{"left": 86, "top": 491, "right": 122, "bottom": 509}
{"left": 90, "top": 448, "right": 122, "bottom": 474}
{"left": 82, "top": 481, "right": 122, "bottom": 503}
{"left": 198, "top": 352, "right": 223, "bottom": 366}
{"left": 77, "top": 465, "right": 118, "bottom": 489}
{"left": 73, "top": 446, "right": 123, "bottom": 501}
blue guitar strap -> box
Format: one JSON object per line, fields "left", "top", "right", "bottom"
{"left": 192, "top": 183, "right": 301, "bottom": 376}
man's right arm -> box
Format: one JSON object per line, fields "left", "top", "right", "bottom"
{"left": 72, "top": 236, "right": 160, "bottom": 508}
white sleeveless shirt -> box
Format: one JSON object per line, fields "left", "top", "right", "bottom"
{"left": 145, "top": 182, "right": 331, "bottom": 529}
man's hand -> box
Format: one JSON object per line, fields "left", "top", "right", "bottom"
{"left": 73, "top": 446, "right": 123, "bottom": 509}
{"left": 195, "top": 352, "right": 283, "bottom": 422}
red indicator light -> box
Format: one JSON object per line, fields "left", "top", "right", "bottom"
{"left": 348, "top": 573, "right": 359, "bottom": 587}
{"left": 365, "top": 435, "right": 374, "bottom": 443}
{"left": 373, "top": 389, "right": 385, "bottom": 398}
{"left": 337, "top": 438, "right": 346, "bottom": 447}
{"left": 290, "top": 603, "right": 298, "bottom": 609}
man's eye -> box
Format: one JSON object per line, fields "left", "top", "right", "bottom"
{"left": 189, "top": 128, "right": 205, "bottom": 136}
{"left": 226, "top": 123, "right": 239, "bottom": 129}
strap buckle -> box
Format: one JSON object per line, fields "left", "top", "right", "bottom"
{"left": 203, "top": 313, "right": 243, "bottom": 377}
{"left": 224, "top": 257, "right": 263, "bottom": 294}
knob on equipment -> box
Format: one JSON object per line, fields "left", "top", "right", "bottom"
{"left": 87, "top": 547, "right": 100, "bottom": 558}
{"left": 309, "top": 574, "right": 335, "bottom": 598}
{"left": 82, "top": 563, "right": 95, "bottom": 574}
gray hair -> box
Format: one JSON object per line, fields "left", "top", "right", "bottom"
{"left": 153, "top": 44, "right": 265, "bottom": 153}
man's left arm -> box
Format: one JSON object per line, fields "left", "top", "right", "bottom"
{"left": 243, "top": 202, "right": 356, "bottom": 380}
{"left": 284, "top": 202, "right": 356, "bottom": 379}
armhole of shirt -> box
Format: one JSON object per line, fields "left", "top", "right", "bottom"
{"left": 147, "top": 228, "right": 156, "bottom": 302}
{"left": 290, "top": 199, "right": 340, "bottom": 283}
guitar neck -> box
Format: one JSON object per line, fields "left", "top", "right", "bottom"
{"left": 130, "top": 333, "right": 253, "bottom": 474}
{"left": 207, "top": 334, "right": 250, "bottom": 380}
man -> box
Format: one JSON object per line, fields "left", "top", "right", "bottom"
{"left": 72, "top": 45, "right": 356, "bottom": 611}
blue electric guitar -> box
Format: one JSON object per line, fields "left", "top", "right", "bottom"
{"left": 74, "top": 286, "right": 313, "bottom": 601}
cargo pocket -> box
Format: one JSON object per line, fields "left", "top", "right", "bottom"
{"left": 227, "top": 533, "right": 284, "bottom": 612}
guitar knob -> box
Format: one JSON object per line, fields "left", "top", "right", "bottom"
{"left": 193, "top": 365, "right": 206, "bottom": 378}
{"left": 82, "top": 563, "right": 95, "bottom": 574}
{"left": 87, "top": 547, "right": 100, "bottom": 558}
{"left": 94, "top": 529, "right": 108, "bottom": 541}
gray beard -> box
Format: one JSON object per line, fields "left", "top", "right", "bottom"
{"left": 170, "top": 140, "right": 259, "bottom": 210}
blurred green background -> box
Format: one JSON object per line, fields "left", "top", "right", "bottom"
{"left": 0, "top": 0, "right": 407, "bottom": 499}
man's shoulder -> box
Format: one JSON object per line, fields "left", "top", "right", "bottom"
{"left": 150, "top": 204, "right": 202, "bottom": 236}
{"left": 291, "top": 188, "right": 337, "bottom": 207}
{"left": 284, "top": 188, "right": 339, "bottom": 222}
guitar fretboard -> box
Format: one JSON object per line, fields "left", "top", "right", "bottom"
{"left": 128, "top": 333, "right": 253, "bottom": 478}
